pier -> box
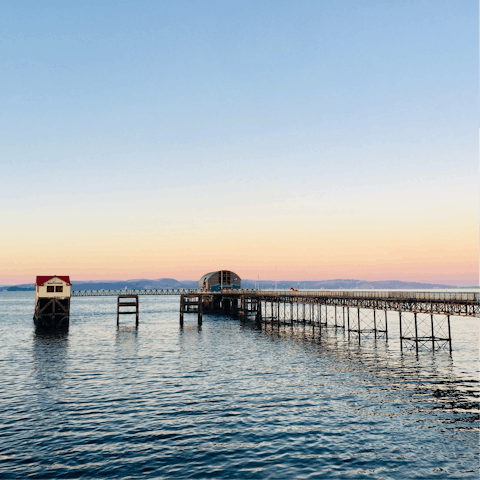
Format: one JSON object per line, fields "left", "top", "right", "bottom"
{"left": 182, "top": 290, "right": 478, "bottom": 352}
{"left": 71, "top": 288, "right": 478, "bottom": 352}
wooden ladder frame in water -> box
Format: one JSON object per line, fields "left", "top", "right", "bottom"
{"left": 117, "top": 295, "right": 139, "bottom": 327}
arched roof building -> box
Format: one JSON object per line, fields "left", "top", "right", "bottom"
{"left": 199, "top": 270, "right": 241, "bottom": 291}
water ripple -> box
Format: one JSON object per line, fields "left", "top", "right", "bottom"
{"left": 0, "top": 292, "right": 478, "bottom": 479}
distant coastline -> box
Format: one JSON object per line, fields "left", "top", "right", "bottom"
{"left": 1, "top": 278, "right": 477, "bottom": 292}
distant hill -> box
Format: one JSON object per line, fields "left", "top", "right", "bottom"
{"left": 242, "top": 279, "right": 462, "bottom": 290}
{"left": 1, "top": 277, "right": 473, "bottom": 292}
{"left": 2, "top": 285, "right": 35, "bottom": 291}
{"left": 71, "top": 278, "right": 199, "bottom": 291}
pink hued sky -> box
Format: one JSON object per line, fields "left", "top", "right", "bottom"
{"left": 1, "top": 217, "right": 478, "bottom": 286}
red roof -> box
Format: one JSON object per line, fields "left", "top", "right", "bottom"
{"left": 36, "top": 275, "right": 71, "bottom": 286}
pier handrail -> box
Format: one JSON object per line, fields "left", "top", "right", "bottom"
{"left": 217, "top": 289, "right": 479, "bottom": 303}
{"left": 71, "top": 288, "right": 479, "bottom": 303}
{"left": 72, "top": 288, "right": 200, "bottom": 296}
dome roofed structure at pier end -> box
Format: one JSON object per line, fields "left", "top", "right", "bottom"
{"left": 199, "top": 271, "right": 241, "bottom": 291}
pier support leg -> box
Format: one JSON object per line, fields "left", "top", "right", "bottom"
{"left": 347, "top": 307, "right": 350, "bottom": 338}
{"left": 256, "top": 299, "right": 262, "bottom": 327}
{"left": 136, "top": 298, "right": 139, "bottom": 327}
{"left": 447, "top": 315, "right": 452, "bottom": 353}
{"left": 198, "top": 297, "right": 203, "bottom": 326}
{"left": 385, "top": 310, "right": 388, "bottom": 340}
{"left": 399, "top": 312, "right": 403, "bottom": 352}
{"left": 414, "top": 313, "right": 419, "bottom": 354}
{"left": 34, "top": 297, "right": 70, "bottom": 331}
{"left": 401, "top": 312, "right": 452, "bottom": 352}
{"left": 180, "top": 295, "right": 184, "bottom": 327}
{"left": 239, "top": 295, "right": 245, "bottom": 322}
{"left": 430, "top": 314, "right": 435, "bottom": 351}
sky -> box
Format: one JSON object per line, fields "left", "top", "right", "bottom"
{"left": 1, "top": 0, "right": 478, "bottom": 285}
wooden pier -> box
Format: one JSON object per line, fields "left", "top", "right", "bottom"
{"left": 179, "top": 294, "right": 203, "bottom": 326}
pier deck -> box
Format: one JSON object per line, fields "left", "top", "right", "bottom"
{"left": 71, "top": 288, "right": 478, "bottom": 351}
{"left": 72, "top": 288, "right": 478, "bottom": 317}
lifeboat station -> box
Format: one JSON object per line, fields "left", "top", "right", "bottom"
{"left": 199, "top": 270, "right": 241, "bottom": 291}
{"left": 33, "top": 275, "right": 72, "bottom": 330}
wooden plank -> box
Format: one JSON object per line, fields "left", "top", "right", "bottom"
{"left": 38, "top": 299, "right": 54, "bottom": 314}
{"left": 54, "top": 299, "right": 69, "bottom": 313}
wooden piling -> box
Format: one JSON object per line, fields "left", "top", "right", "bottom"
{"left": 33, "top": 297, "right": 70, "bottom": 331}
{"left": 180, "top": 295, "right": 184, "bottom": 326}
{"left": 117, "top": 295, "right": 139, "bottom": 326}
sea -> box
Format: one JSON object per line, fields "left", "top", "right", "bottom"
{"left": 0, "top": 291, "right": 478, "bottom": 479}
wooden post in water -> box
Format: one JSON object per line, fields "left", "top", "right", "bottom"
{"left": 239, "top": 295, "right": 245, "bottom": 322}
{"left": 447, "top": 315, "right": 452, "bottom": 353}
{"left": 180, "top": 295, "right": 184, "bottom": 326}
{"left": 198, "top": 295, "right": 203, "bottom": 326}
{"left": 117, "top": 295, "right": 139, "bottom": 326}
{"left": 256, "top": 298, "right": 262, "bottom": 326}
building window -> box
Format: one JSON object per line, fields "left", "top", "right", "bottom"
{"left": 56, "top": 286, "right": 63, "bottom": 292}
{"left": 47, "top": 286, "right": 54, "bottom": 292}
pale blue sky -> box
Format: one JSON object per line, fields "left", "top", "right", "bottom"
{"left": 1, "top": 1, "right": 478, "bottom": 284}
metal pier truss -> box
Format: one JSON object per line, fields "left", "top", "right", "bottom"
{"left": 73, "top": 288, "right": 478, "bottom": 352}
{"left": 72, "top": 288, "right": 198, "bottom": 297}
{"left": 190, "top": 290, "right": 478, "bottom": 353}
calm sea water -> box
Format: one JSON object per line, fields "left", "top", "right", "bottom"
{"left": 0, "top": 292, "right": 478, "bottom": 479}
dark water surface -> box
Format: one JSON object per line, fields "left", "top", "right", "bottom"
{"left": 0, "top": 292, "right": 478, "bottom": 479}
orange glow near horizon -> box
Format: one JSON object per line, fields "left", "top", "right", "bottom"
{"left": 1, "top": 210, "right": 477, "bottom": 286}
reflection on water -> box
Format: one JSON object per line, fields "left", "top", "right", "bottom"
{"left": 32, "top": 329, "right": 69, "bottom": 392}
{"left": 259, "top": 321, "right": 478, "bottom": 410}
{"left": 115, "top": 325, "right": 138, "bottom": 345}
{"left": 0, "top": 293, "right": 478, "bottom": 479}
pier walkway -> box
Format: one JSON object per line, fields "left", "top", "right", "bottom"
{"left": 72, "top": 289, "right": 478, "bottom": 317}
{"left": 72, "top": 289, "right": 478, "bottom": 351}
{"left": 72, "top": 288, "right": 198, "bottom": 296}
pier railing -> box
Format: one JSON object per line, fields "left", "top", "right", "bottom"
{"left": 217, "top": 289, "right": 479, "bottom": 303}
{"left": 72, "top": 288, "right": 478, "bottom": 304}
{"left": 70, "top": 287, "right": 478, "bottom": 351}
{"left": 72, "top": 288, "right": 199, "bottom": 296}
